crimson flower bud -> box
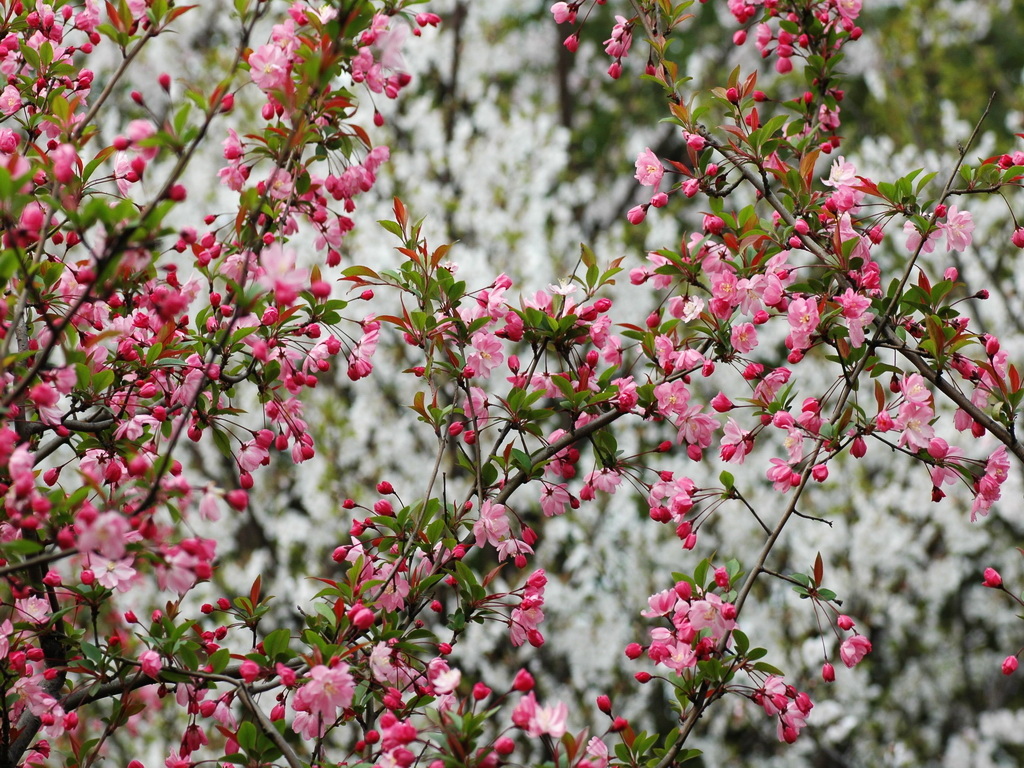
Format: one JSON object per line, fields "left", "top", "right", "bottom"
{"left": 512, "top": 668, "right": 534, "bottom": 692}
{"left": 1002, "top": 656, "right": 1019, "bottom": 675}
{"left": 837, "top": 614, "right": 855, "bottom": 630}
{"left": 596, "top": 694, "right": 612, "bottom": 714}
{"left": 822, "top": 662, "right": 835, "bottom": 682}
{"left": 635, "top": 671, "right": 652, "bottom": 683}
{"left": 350, "top": 606, "right": 375, "bottom": 629}
{"left": 624, "top": 643, "right": 644, "bottom": 660}
{"left": 983, "top": 567, "right": 1003, "bottom": 588}
{"left": 226, "top": 489, "right": 248, "bottom": 511}
{"left": 473, "top": 682, "right": 491, "bottom": 700}
{"left": 239, "top": 660, "right": 260, "bottom": 682}
{"left": 710, "top": 392, "right": 733, "bottom": 412}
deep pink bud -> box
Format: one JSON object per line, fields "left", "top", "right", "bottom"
{"left": 983, "top": 567, "right": 1003, "bottom": 588}
{"left": 710, "top": 392, "right": 733, "bottom": 412}
{"left": 239, "top": 660, "right": 261, "bottom": 682}
{"left": 512, "top": 669, "right": 534, "bottom": 692}
{"left": 624, "top": 643, "right": 643, "bottom": 659}
{"left": 837, "top": 614, "right": 855, "bottom": 630}
{"left": 472, "top": 682, "right": 491, "bottom": 700}
{"left": 226, "top": 489, "right": 248, "bottom": 511}
{"left": 1002, "top": 656, "right": 1019, "bottom": 675}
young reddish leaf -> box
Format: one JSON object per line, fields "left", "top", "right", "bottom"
{"left": 249, "top": 574, "right": 262, "bottom": 608}
{"left": 394, "top": 197, "right": 407, "bottom": 230}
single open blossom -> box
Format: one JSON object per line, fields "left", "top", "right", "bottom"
{"left": 730, "top": 322, "right": 757, "bottom": 353}
{"left": 292, "top": 664, "right": 354, "bottom": 738}
{"left": 467, "top": 331, "right": 504, "bottom": 379}
{"left": 839, "top": 635, "right": 872, "bottom": 667}
{"left": 0, "top": 84, "right": 21, "bottom": 115}
{"left": 539, "top": 482, "right": 571, "bottom": 517}
{"left": 634, "top": 147, "right": 664, "bottom": 188}
{"left": 937, "top": 205, "right": 974, "bottom": 252}
{"left": 248, "top": 43, "right": 291, "bottom": 92}
{"left": 513, "top": 692, "right": 568, "bottom": 738}
{"left": 787, "top": 296, "right": 819, "bottom": 351}
{"left": 836, "top": 288, "right": 874, "bottom": 347}
{"left": 895, "top": 400, "right": 935, "bottom": 451}
{"left": 90, "top": 554, "right": 137, "bottom": 592}
{"left": 473, "top": 500, "right": 511, "bottom": 549}
{"left": 903, "top": 220, "right": 940, "bottom": 254}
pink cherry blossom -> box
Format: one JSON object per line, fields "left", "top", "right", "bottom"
{"left": 902, "top": 220, "right": 940, "bottom": 254}
{"left": 248, "top": 43, "right": 291, "bottom": 92}
{"left": 839, "top": 635, "right": 872, "bottom": 667}
{"left": 467, "top": 331, "right": 504, "bottom": 379}
{"left": 895, "top": 401, "right": 935, "bottom": 451}
{"left": 291, "top": 664, "right": 354, "bottom": 738}
{"left": 0, "top": 84, "right": 21, "bottom": 115}
{"left": 730, "top": 322, "right": 758, "bottom": 353}
{"left": 786, "top": 296, "right": 819, "bottom": 351}
{"left": 937, "top": 205, "right": 974, "bottom": 252}
{"left": 634, "top": 147, "right": 664, "bottom": 188}
{"left": 473, "top": 500, "right": 511, "bottom": 549}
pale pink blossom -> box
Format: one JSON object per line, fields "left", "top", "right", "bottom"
{"left": 0, "top": 84, "right": 21, "bottom": 115}
{"left": 903, "top": 220, "right": 939, "bottom": 254}
{"left": 835, "top": 287, "right": 873, "bottom": 345}
{"left": 937, "top": 206, "right": 974, "bottom": 252}
{"left": 895, "top": 401, "right": 935, "bottom": 451}
{"left": 786, "top": 296, "right": 819, "bottom": 351}
{"left": 539, "top": 483, "right": 571, "bottom": 517}
{"left": 473, "top": 500, "right": 511, "bottom": 549}
{"left": 654, "top": 380, "right": 690, "bottom": 417}
{"left": 292, "top": 664, "right": 354, "bottom": 738}
{"left": 467, "top": 332, "right": 504, "bottom": 379}
{"left": 248, "top": 44, "right": 291, "bottom": 92}
{"left": 634, "top": 147, "right": 663, "bottom": 188}
{"left": 839, "top": 635, "right": 872, "bottom": 667}
{"left": 730, "top": 322, "right": 757, "bottom": 353}
{"left": 90, "top": 554, "right": 137, "bottom": 592}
